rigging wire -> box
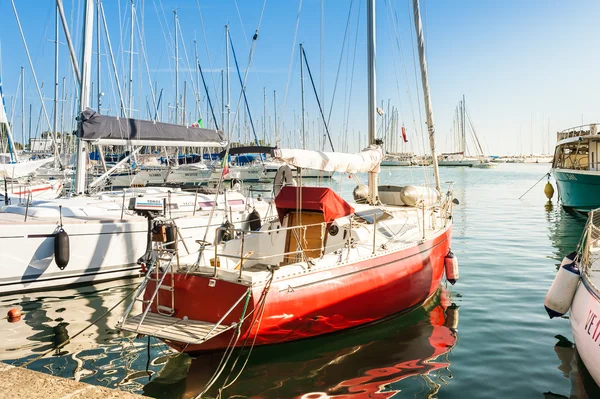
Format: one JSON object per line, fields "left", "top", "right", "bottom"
{"left": 229, "top": 36, "right": 259, "bottom": 145}
{"left": 325, "top": 0, "right": 355, "bottom": 128}
{"left": 197, "top": 60, "right": 219, "bottom": 130}
{"left": 228, "top": 0, "right": 267, "bottom": 138}
{"left": 343, "top": 1, "right": 362, "bottom": 153}
{"left": 175, "top": 19, "right": 203, "bottom": 122}
{"left": 384, "top": 0, "right": 423, "bottom": 184}
{"left": 301, "top": 46, "right": 334, "bottom": 152}
{"left": 277, "top": 0, "right": 303, "bottom": 146}
{"left": 134, "top": 9, "right": 159, "bottom": 121}
{"left": 404, "top": 0, "right": 429, "bottom": 162}
{"left": 196, "top": 0, "right": 223, "bottom": 109}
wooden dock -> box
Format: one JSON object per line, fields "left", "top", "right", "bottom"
{"left": 0, "top": 362, "right": 149, "bottom": 399}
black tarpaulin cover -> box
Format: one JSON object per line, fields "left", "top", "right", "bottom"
{"left": 77, "top": 109, "right": 225, "bottom": 143}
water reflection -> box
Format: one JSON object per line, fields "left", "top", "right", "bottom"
{"left": 143, "top": 287, "right": 459, "bottom": 399}
{"left": 545, "top": 203, "right": 587, "bottom": 267}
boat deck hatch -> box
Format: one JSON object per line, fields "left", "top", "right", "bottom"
{"left": 354, "top": 208, "right": 392, "bottom": 224}
{"left": 118, "top": 312, "right": 231, "bottom": 344}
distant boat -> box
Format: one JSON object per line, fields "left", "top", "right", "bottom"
{"left": 381, "top": 152, "right": 415, "bottom": 166}
{"left": 551, "top": 123, "right": 600, "bottom": 211}
{"left": 438, "top": 95, "right": 492, "bottom": 168}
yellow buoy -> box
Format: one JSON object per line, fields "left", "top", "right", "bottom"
{"left": 544, "top": 181, "right": 555, "bottom": 200}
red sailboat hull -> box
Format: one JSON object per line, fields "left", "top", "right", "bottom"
{"left": 145, "top": 225, "right": 452, "bottom": 353}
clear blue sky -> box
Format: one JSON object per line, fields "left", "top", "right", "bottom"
{"left": 0, "top": 0, "right": 599, "bottom": 156}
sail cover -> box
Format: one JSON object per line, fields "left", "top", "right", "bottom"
{"left": 77, "top": 109, "right": 226, "bottom": 147}
{"left": 273, "top": 145, "right": 383, "bottom": 173}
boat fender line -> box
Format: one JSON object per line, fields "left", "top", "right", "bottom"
{"left": 273, "top": 165, "right": 293, "bottom": 197}
{"left": 246, "top": 209, "right": 262, "bottom": 231}
{"left": 545, "top": 254, "right": 580, "bottom": 319}
{"left": 54, "top": 206, "right": 70, "bottom": 270}
{"left": 444, "top": 251, "right": 459, "bottom": 285}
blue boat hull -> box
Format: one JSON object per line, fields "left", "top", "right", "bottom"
{"left": 553, "top": 169, "right": 600, "bottom": 211}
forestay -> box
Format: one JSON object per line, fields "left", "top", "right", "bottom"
{"left": 77, "top": 108, "right": 227, "bottom": 147}
{"left": 273, "top": 145, "right": 383, "bottom": 173}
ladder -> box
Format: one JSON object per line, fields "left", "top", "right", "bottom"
{"left": 117, "top": 223, "right": 179, "bottom": 331}
{"left": 116, "top": 219, "right": 245, "bottom": 346}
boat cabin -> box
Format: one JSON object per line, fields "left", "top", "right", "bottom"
{"left": 553, "top": 124, "right": 600, "bottom": 171}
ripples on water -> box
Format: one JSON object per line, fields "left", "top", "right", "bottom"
{"left": 1, "top": 164, "right": 599, "bottom": 398}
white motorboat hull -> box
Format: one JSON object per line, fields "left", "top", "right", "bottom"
{"left": 570, "top": 276, "right": 600, "bottom": 386}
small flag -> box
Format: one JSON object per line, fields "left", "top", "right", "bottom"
{"left": 221, "top": 157, "right": 229, "bottom": 176}
{"left": 198, "top": 118, "right": 204, "bottom": 128}
{"left": 401, "top": 125, "right": 408, "bottom": 143}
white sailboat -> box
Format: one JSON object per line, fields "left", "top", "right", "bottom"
{"left": 116, "top": 0, "right": 456, "bottom": 368}
{"left": 439, "top": 95, "right": 492, "bottom": 167}
{"left": 0, "top": 3, "right": 270, "bottom": 294}
{"left": 0, "top": 77, "right": 54, "bottom": 178}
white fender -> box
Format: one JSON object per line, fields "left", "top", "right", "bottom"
{"left": 544, "top": 254, "right": 580, "bottom": 319}
{"left": 400, "top": 185, "right": 440, "bottom": 207}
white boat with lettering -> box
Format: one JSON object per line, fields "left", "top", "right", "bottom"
{"left": 545, "top": 209, "right": 600, "bottom": 386}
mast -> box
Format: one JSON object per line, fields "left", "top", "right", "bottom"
{"left": 462, "top": 94, "right": 466, "bottom": 155}
{"left": 56, "top": 0, "right": 81, "bottom": 85}
{"left": 274, "top": 90, "right": 278, "bottom": 145}
{"left": 263, "top": 87, "right": 266, "bottom": 144}
{"left": 74, "top": 0, "right": 94, "bottom": 194}
{"left": 21, "top": 66, "right": 24, "bottom": 151}
{"left": 366, "top": 0, "right": 378, "bottom": 203}
{"left": 183, "top": 81, "right": 187, "bottom": 125}
{"left": 60, "top": 76, "right": 66, "bottom": 148}
{"left": 174, "top": 10, "right": 179, "bottom": 124}
{"left": 225, "top": 25, "right": 231, "bottom": 140}
{"left": 220, "top": 70, "right": 224, "bottom": 131}
{"left": 320, "top": 0, "right": 324, "bottom": 151}
{"left": 194, "top": 40, "right": 200, "bottom": 122}
{"left": 128, "top": 0, "right": 135, "bottom": 118}
{"left": 412, "top": 0, "right": 440, "bottom": 192}
{"left": 96, "top": 0, "right": 102, "bottom": 114}
{"left": 53, "top": 3, "right": 60, "bottom": 158}
{"left": 28, "top": 103, "right": 32, "bottom": 150}
{"left": 300, "top": 43, "right": 306, "bottom": 150}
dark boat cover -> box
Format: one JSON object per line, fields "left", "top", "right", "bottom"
{"left": 275, "top": 186, "right": 355, "bottom": 223}
{"left": 77, "top": 109, "right": 225, "bottom": 144}
{"left": 218, "top": 146, "right": 276, "bottom": 158}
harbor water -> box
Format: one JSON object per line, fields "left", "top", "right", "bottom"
{"left": 1, "top": 164, "right": 600, "bottom": 398}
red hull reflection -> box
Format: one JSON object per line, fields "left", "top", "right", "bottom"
{"left": 143, "top": 288, "right": 458, "bottom": 399}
